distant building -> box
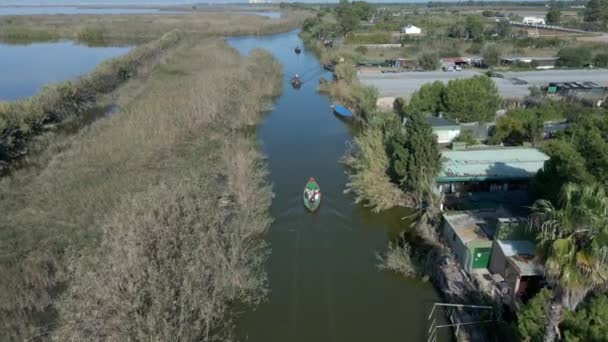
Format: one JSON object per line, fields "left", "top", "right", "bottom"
{"left": 522, "top": 17, "right": 546, "bottom": 25}
{"left": 401, "top": 24, "right": 421, "bottom": 35}
{"left": 426, "top": 116, "right": 461, "bottom": 144}
{"left": 437, "top": 147, "right": 549, "bottom": 197}
{"left": 501, "top": 56, "right": 559, "bottom": 70}
{"left": 547, "top": 81, "right": 608, "bottom": 106}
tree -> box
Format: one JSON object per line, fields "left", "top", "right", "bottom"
{"left": 561, "top": 294, "right": 608, "bottom": 341}
{"left": 442, "top": 75, "right": 501, "bottom": 122}
{"left": 406, "top": 81, "right": 445, "bottom": 114}
{"left": 417, "top": 52, "right": 440, "bottom": 71}
{"left": 336, "top": 0, "right": 360, "bottom": 37}
{"left": 495, "top": 20, "right": 512, "bottom": 39}
{"left": 593, "top": 53, "right": 608, "bottom": 67}
{"left": 531, "top": 140, "right": 594, "bottom": 204}
{"left": 557, "top": 47, "right": 593, "bottom": 68}
{"left": 546, "top": 1, "right": 562, "bottom": 24}
{"left": 525, "top": 112, "right": 544, "bottom": 147}
{"left": 491, "top": 115, "right": 526, "bottom": 145}
{"left": 465, "top": 15, "right": 485, "bottom": 40}
{"left": 388, "top": 111, "right": 441, "bottom": 195}
{"left": 529, "top": 183, "right": 608, "bottom": 342}
{"left": 517, "top": 288, "right": 553, "bottom": 342}
{"left": 584, "top": 0, "right": 608, "bottom": 23}
{"left": 482, "top": 43, "right": 502, "bottom": 67}
{"left": 351, "top": 1, "right": 371, "bottom": 21}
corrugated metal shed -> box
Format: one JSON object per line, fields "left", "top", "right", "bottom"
{"left": 438, "top": 148, "right": 549, "bottom": 182}
{"left": 497, "top": 240, "right": 544, "bottom": 276}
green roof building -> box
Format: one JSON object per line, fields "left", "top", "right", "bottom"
{"left": 437, "top": 147, "right": 549, "bottom": 198}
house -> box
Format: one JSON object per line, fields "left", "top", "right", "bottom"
{"left": 489, "top": 240, "right": 544, "bottom": 305}
{"left": 522, "top": 17, "right": 546, "bottom": 25}
{"left": 427, "top": 116, "right": 461, "bottom": 144}
{"left": 437, "top": 147, "right": 549, "bottom": 196}
{"left": 401, "top": 24, "right": 421, "bottom": 35}
{"left": 442, "top": 211, "right": 494, "bottom": 272}
{"left": 547, "top": 81, "right": 608, "bottom": 106}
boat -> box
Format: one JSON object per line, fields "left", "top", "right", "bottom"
{"left": 295, "top": 46, "right": 301, "bottom": 54}
{"left": 331, "top": 104, "right": 354, "bottom": 119}
{"left": 291, "top": 75, "right": 302, "bottom": 89}
{"left": 303, "top": 177, "right": 321, "bottom": 212}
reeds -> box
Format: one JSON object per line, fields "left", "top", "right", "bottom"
{"left": 0, "top": 38, "right": 282, "bottom": 340}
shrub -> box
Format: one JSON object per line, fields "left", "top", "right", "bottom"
{"left": 354, "top": 45, "right": 368, "bottom": 55}
{"left": 593, "top": 53, "right": 608, "bottom": 67}
{"left": 454, "top": 129, "right": 477, "bottom": 146}
{"left": 334, "top": 63, "right": 358, "bottom": 83}
{"left": 556, "top": 47, "right": 593, "bottom": 67}
{"left": 417, "top": 52, "right": 440, "bottom": 70}
{"left": 376, "top": 242, "right": 417, "bottom": 277}
{"left": 482, "top": 43, "right": 502, "bottom": 67}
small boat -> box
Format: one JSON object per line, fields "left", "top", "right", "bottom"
{"left": 291, "top": 75, "right": 302, "bottom": 89}
{"left": 295, "top": 46, "right": 301, "bottom": 54}
{"left": 331, "top": 104, "right": 354, "bottom": 119}
{"left": 303, "top": 177, "right": 321, "bottom": 212}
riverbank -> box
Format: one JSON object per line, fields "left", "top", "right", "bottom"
{"left": 0, "top": 32, "right": 282, "bottom": 341}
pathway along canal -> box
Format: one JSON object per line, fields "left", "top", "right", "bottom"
{"left": 228, "top": 31, "right": 443, "bottom": 342}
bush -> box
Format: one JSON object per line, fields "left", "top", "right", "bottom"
{"left": 593, "top": 53, "right": 608, "bottom": 67}
{"left": 376, "top": 242, "right": 417, "bottom": 277}
{"left": 482, "top": 43, "right": 502, "bottom": 67}
{"left": 334, "top": 63, "right": 358, "bottom": 83}
{"left": 556, "top": 47, "right": 593, "bottom": 68}
{"left": 454, "top": 129, "right": 477, "bottom": 146}
{"left": 417, "top": 52, "right": 440, "bottom": 70}
{"left": 354, "top": 45, "right": 368, "bottom": 55}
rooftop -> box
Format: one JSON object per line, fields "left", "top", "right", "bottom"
{"left": 443, "top": 211, "right": 492, "bottom": 245}
{"left": 438, "top": 147, "right": 549, "bottom": 182}
{"left": 426, "top": 116, "right": 460, "bottom": 129}
{"left": 497, "top": 240, "right": 544, "bottom": 276}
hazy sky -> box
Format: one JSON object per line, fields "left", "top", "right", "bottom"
{"left": 0, "top": 0, "right": 545, "bottom": 5}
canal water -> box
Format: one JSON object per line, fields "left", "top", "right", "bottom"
{"left": 0, "top": 41, "right": 131, "bottom": 101}
{"left": 228, "top": 31, "right": 444, "bottom": 342}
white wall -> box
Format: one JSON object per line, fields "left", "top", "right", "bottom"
{"left": 434, "top": 128, "right": 461, "bottom": 144}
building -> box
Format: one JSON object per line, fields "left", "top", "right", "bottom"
{"left": 401, "top": 24, "right": 421, "bottom": 35}
{"left": 547, "top": 81, "right": 608, "bottom": 106}
{"left": 437, "top": 147, "right": 549, "bottom": 196}
{"left": 501, "top": 56, "right": 559, "bottom": 70}
{"left": 442, "top": 211, "right": 494, "bottom": 272}
{"left": 522, "top": 17, "right": 546, "bottom": 25}
{"left": 427, "top": 116, "right": 461, "bottom": 144}
{"left": 489, "top": 240, "right": 544, "bottom": 305}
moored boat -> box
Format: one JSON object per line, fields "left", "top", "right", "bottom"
{"left": 330, "top": 104, "right": 354, "bottom": 119}
{"left": 295, "top": 46, "right": 301, "bottom": 54}
{"left": 303, "top": 177, "right": 321, "bottom": 212}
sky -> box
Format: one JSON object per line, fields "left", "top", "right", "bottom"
{"left": 0, "top": 0, "right": 549, "bottom": 5}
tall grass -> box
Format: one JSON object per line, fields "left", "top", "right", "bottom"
{"left": 0, "top": 30, "right": 181, "bottom": 169}
{"left": 0, "top": 38, "right": 282, "bottom": 340}
{"left": 0, "top": 10, "right": 309, "bottom": 45}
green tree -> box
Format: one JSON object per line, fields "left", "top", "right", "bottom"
{"left": 482, "top": 43, "right": 502, "bottom": 67}
{"left": 495, "top": 20, "right": 512, "bottom": 38}
{"left": 336, "top": 0, "right": 360, "bottom": 37}
{"left": 593, "top": 53, "right": 608, "bottom": 67}
{"left": 584, "top": 0, "right": 608, "bottom": 23}
{"left": 453, "top": 129, "right": 477, "bottom": 146}
{"left": 517, "top": 288, "right": 553, "bottom": 342}
{"left": 546, "top": 1, "right": 562, "bottom": 24}
{"left": 557, "top": 47, "right": 593, "bottom": 68}
{"left": 406, "top": 81, "right": 445, "bottom": 114}
{"left": 388, "top": 111, "right": 441, "bottom": 194}
{"left": 351, "top": 1, "right": 371, "bottom": 21}
{"left": 417, "top": 52, "right": 440, "bottom": 71}
{"left": 532, "top": 140, "right": 594, "bottom": 204}
{"left": 442, "top": 75, "right": 501, "bottom": 122}
{"left": 491, "top": 115, "right": 526, "bottom": 145}
{"left": 526, "top": 112, "right": 544, "bottom": 147}
{"left": 572, "top": 122, "right": 608, "bottom": 185}
{"left": 529, "top": 183, "right": 608, "bottom": 342}
{"left": 465, "top": 15, "right": 485, "bottom": 40}
{"left": 562, "top": 294, "right": 608, "bottom": 341}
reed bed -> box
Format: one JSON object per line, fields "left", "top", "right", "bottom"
{"left": 0, "top": 37, "right": 282, "bottom": 340}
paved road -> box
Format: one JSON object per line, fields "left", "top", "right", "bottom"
{"left": 360, "top": 69, "right": 608, "bottom": 100}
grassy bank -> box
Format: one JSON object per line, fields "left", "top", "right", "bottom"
{"left": 0, "top": 30, "right": 181, "bottom": 170}
{"left": 0, "top": 10, "right": 308, "bottom": 45}
{"left": 0, "top": 35, "right": 282, "bottom": 340}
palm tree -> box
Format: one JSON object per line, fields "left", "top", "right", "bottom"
{"left": 529, "top": 183, "right": 608, "bottom": 342}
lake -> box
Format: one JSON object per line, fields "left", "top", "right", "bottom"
{"left": 0, "top": 41, "right": 131, "bottom": 101}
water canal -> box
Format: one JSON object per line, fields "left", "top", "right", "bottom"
{"left": 228, "top": 31, "right": 445, "bottom": 342}
{"left": 0, "top": 41, "right": 131, "bottom": 100}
